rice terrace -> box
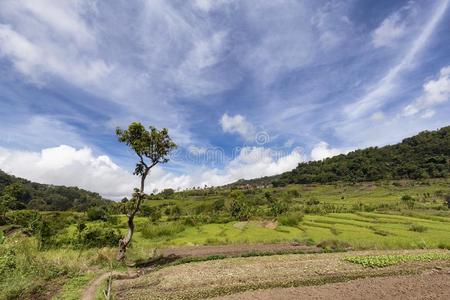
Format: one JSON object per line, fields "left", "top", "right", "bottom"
{"left": 0, "top": 1, "right": 450, "bottom": 299}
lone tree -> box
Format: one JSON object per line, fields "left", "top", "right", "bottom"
{"left": 115, "top": 122, "right": 176, "bottom": 260}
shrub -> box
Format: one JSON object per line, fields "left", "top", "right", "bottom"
{"left": 409, "top": 224, "right": 427, "bottom": 232}
{"left": 141, "top": 206, "right": 161, "bottom": 222}
{"left": 269, "top": 199, "right": 288, "bottom": 216}
{"left": 212, "top": 199, "right": 225, "bottom": 212}
{"left": 317, "top": 239, "right": 350, "bottom": 250}
{"left": 278, "top": 212, "right": 303, "bottom": 227}
{"left": 5, "top": 210, "right": 42, "bottom": 234}
{"left": 401, "top": 195, "right": 415, "bottom": 208}
{"left": 141, "top": 222, "right": 185, "bottom": 239}
{"left": 80, "top": 225, "right": 121, "bottom": 248}
{"left": 86, "top": 207, "right": 107, "bottom": 221}
{"left": 445, "top": 194, "right": 450, "bottom": 208}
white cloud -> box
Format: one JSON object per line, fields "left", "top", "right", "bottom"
{"left": 310, "top": 141, "right": 344, "bottom": 161}
{"left": 0, "top": 145, "right": 134, "bottom": 199}
{"left": 0, "top": 144, "right": 304, "bottom": 199}
{"left": 187, "top": 145, "right": 208, "bottom": 155}
{"left": 0, "top": 115, "right": 85, "bottom": 150}
{"left": 370, "top": 111, "right": 385, "bottom": 121}
{"left": 420, "top": 109, "right": 435, "bottom": 119}
{"left": 403, "top": 66, "right": 450, "bottom": 116}
{"left": 220, "top": 113, "right": 256, "bottom": 141}
{"left": 0, "top": 1, "right": 112, "bottom": 86}
{"left": 372, "top": 12, "right": 407, "bottom": 48}
{"left": 193, "top": 0, "right": 232, "bottom": 12}
{"left": 345, "top": 0, "right": 449, "bottom": 118}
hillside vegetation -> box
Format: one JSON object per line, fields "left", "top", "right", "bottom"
{"left": 231, "top": 126, "right": 450, "bottom": 187}
{"left": 0, "top": 170, "right": 111, "bottom": 211}
{"left": 1, "top": 127, "right": 450, "bottom": 299}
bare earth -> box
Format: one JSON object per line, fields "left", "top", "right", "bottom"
{"left": 113, "top": 249, "right": 450, "bottom": 300}
{"left": 216, "top": 271, "right": 450, "bottom": 300}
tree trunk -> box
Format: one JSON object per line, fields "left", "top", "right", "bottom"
{"left": 116, "top": 171, "right": 148, "bottom": 261}
{"left": 116, "top": 212, "right": 136, "bottom": 261}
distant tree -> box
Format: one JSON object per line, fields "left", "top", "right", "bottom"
{"left": 87, "top": 207, "right": 108, "bottom": 221}
{"left": 161, "top": 188, "right": 175, "bottom": 199}
{"left": 115, "top": 122, "right": 176, "bottom": 260}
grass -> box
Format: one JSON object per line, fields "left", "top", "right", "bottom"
{"left": 345, "top": 252, "right": 450, "bottom": 268}
{"left": 0, "top": 234, "right": 118, "bottom": 300}
{"left": 52, "top": 273, "right": 96, "bottom": 300}
{"left": 2, "top": 178, "right": 449, "bottom": 298}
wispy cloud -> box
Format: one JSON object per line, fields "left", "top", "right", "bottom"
{"left": 403, "top": 66, "right": 450, "bottom": 116}
{"left": 345, "top": 0, "right": 449, "bottom": 118}
{"left": 0, "top": 1, "right": 449, "bottom": 196}
{"left": 220, "top": 113, "right": 256, "bottom": 141}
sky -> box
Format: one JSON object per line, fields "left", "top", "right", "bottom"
{"left": 0, "top": 0, "right": 449, "bottom": 199}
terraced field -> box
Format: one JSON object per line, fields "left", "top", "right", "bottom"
{"left": 113, "top": 249, "right": 450, "bottom": 299}
{"left": 121, "top": 212, "right": 450, "bottom": 254}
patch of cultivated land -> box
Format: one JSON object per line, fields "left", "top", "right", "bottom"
{"left": 113, "top": 249, "right": 450, "bottom": 299}
{"left": 216, "top": 271, "right": 450, "bottom": 300}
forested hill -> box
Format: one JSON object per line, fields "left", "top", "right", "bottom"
{"left": 232, "top": 125, "right": 450, "bottom": 187}
{"left": 0, "top": 170, "right": 111, "bottom": 211}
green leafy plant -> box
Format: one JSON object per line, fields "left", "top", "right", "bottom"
{"left": 345, "top": 252, "right": 450, "bottom": 268}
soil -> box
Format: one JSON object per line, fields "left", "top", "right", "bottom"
{"left": 113, "top": 249, "right": 450, "bottom": 300}
{"left": 81, "top": 271, "right": 138, "bottom": 300}
{"left": 216, "top": 270, "right": 450, "bottom": 300}
{"left": 158, "top": 242, "right": 321, "bottom": 257}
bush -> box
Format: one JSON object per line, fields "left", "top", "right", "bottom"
{"left": 80, "top": 225, "right": 121, "bottom": 248}
{"left": 140, "top": 222, "right": 185, "bottom": 239}
{"left": 86, "top": 207, "right": 107, "bottom": 221}
{"left": 401, "top": 195, "right": 415, "bottom": 208}
{"left": 141, "top": 206, "right": 161, "bottom": 222}
{"left": 268, "top": 198, "right": 288, "bottom": 216}
{"left": 5, "top": 210, "right": 42, "bottom": 234}
{"left": 409, "top": 224, "right": 427, "bottom": 232}
{"left": 278, "top": 212, "right": 303, "bottom": 227}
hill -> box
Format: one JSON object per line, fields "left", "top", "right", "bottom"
{"left": 230, "top": 126, "right": 450, "bottom": 187}
{"left": 0, "top": 169, "right": 111, "bottom": 211}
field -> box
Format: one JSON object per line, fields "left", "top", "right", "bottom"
{"left": 1, "top": 178, "right": 450, "bottom": 299}
{"left": 114, "top": 249, "right": 450, "bottom": 299}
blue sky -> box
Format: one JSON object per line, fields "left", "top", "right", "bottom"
{"left": 0, "top": 0, "right": 449, "bottom": 199}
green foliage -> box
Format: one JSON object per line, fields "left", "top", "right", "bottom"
{"left": 278, "top": 212, "right": 303, "bottom": 226}
{"left": 0, "top": 170, "right": 111, "bottom": 212}
{"left": 269, "top": 198, "right": 288, "bottom": 216}
{"left": 79, "top": 224, "right": 121, "bottom": 248}
{"left": 227, "top": 191, "right": 253, "bottom": 221}
{"left": 86, "top": 207, "right": 108, "bottom": 221}
{"left": 345, "top": 252, "right": 450, "bottom": 268}
{"left": 409, "top": 224, "right": 428, "bottom": 232}
{"left": 230, "top": 126, "right": 450, "bottom": 187}
{"left": 141, "top": 205, "right": 162, "bottom": 222}
{"left": 4, "top": 210, "right": 42, "bottom": 233}
{"left": 116, "top": 122, "right": 177, "bottom": 176}
{"left": 161, "top": 188, "right": 175, "bottom": 199}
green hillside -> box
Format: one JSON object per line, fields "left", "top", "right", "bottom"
{"left": 0, "top": 170, "right": 111, "bottom": 211}
{"left": 231, "top": 126, "right": 450, "bottom": 187}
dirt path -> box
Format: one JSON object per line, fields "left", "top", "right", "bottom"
{"left": 113, "top": 249, "right": 450, "bottom": 299}
{"left": 216, "top": 270, "right": 450, "bottom": 300}
{"left": 81, "top": 271, "right": 138, "bottom": 300}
